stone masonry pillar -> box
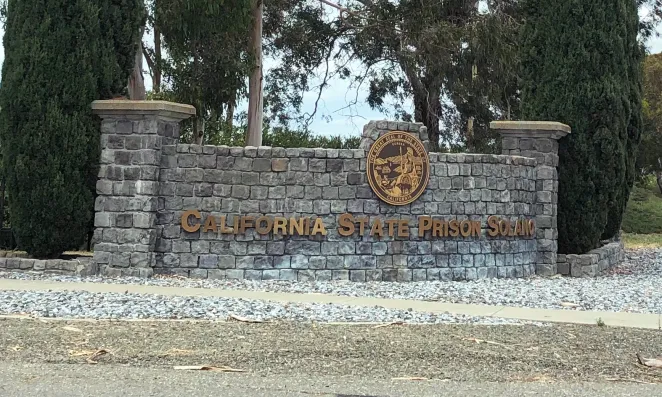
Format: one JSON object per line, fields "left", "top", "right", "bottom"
{"left": 91, "top": 100, "right": 195, "bottom": 277}
{"left": 490, "top": 121, "right": 570, "bottom": 276}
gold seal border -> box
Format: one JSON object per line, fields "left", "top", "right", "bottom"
{"left": 366, "top": 131, "right": 430, "bottom": 206}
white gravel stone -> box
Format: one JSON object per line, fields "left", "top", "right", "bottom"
{"left": 0, "top": 249, "right": 660, "bottom": 316}
{"left": 0, "top": 290, "right": 543, "bottom": 325}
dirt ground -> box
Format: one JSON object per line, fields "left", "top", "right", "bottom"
{"left": 0, "top": 318, "right": 661, "bottom": 384}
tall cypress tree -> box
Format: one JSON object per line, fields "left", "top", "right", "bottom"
{"left": 602, "top": 1, "right": 644, "bottom": 240}
{"left": 0, "top": 0, "right": 142, "bottom": 257}
{"left": 520, "top": 0, "right": 636, "bottom": 254}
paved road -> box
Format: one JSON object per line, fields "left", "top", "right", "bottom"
{"left": 0, "top": 363, "right": 659, "bottom": 397}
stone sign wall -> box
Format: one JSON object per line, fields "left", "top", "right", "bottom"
{"left": 90, "top": 101, "right": 576, "bottom": 281}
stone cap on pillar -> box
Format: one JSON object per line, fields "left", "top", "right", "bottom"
{"left": 92, "top": 100, "right": 196, "bottom": 122}
{"left": 490, "top": 121, "right": 570, "bottom": 140}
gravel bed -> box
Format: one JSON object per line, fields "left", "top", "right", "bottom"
{"left": 0, "top": 290, "right": 544, "bottom": 325}
{"left": 0, "top": 248, "right": 660, "bottom": 314}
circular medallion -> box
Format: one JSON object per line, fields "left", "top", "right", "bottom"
{"left": 366, "top": 131, "right": 430, "bottom": 206}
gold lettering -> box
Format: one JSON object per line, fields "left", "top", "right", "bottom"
{"left": 357, "top": 217, "right": 369, "bottom": 236}
{"left": 311, "top": 218, "right": 327, "bottom": 236}
{"left": 232, "top": 216, "right": 239, "bottom": 235}
{"left": 274, "top": 217, "right": 288, "bottom": 235}
{"left": 397, "top": 220, "right": 409, "bottom": 237}
{"left": 459, "top": 220, "right": 472, "bottom": 237}
{"left": 432, "top": 219, "right": 444, "bottom": 237}
{"left": 202, "top": 215, "right": 217, "bottom": 233}
{"left": 499, "top": 220, "right": 508, "bottom": 236}
{"left": 487, "top": 216, "right": 499, "bottom": 237}
{"left": 303, "top": 217, "right": 311, "bottom": 235}
{"left": 528, "top": 220, "right": 536, "bottom": 237}
{"left": 449, "top": 220, "right": 459, "bottom": 237}
{"left": 219, "top": 216, "right": 232, "bottom": 234}
{"left": 386, "top": 219, "right": 398, "bottom": 237}
{"left": 290, "top": 217, "right": 305, "bottom": 235}
{"left": 255, "top": 216, "right": 273, "bottom": 235}
{"left": 418, "top": 216, "right": 432, "bottom": 237}
{"left": 514, "top": 220, "right": 522, "bottom": 236}
{"left": 370, "top": 219, "right": 384, "bottom": 237}
{"left": 471, "top": 221, "right": 481, "bottom": 237}
{"left": 338, "top": 214, "right": 355, "bottom": 236}
{"left": 240, "top": 216, "right": 254, "bottom": 234}
{"left": 181, "top": 210, "right": 201, "bottom": 233}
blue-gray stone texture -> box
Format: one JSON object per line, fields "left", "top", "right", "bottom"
{"left": 91, "top": 106, "right": 577, "bottom": 281}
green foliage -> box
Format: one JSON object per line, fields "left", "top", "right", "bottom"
{"left": 602, "top": 1, "right": 644, "bottom": 240}
{"left": 0, "top": 0, "right": 142, "bottom": 257}
{"left": 98, "top": 0, "right": 146, "bottom": 98}
{"left": 636, "top": 54, "right": 662, "bottom": 176}
{"left": 343, "top": 0, "right": 521, "bottom": 151}
{"left": 520, "top": 0, "right": 641, "bottom": 254}
{"left": 188, "top": 119, "right": 360, "bottom": 149}
{"left": 621, "top": 178, "right": 662, "bottom": 234}
{"left": 155, "top": 0, "right": 251, "bottom": 141}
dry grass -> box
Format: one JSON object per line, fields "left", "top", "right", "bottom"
{"left": 622, "top": 233, "right": 662, "bottom": 249}
{"left": 0, "top": 319, "right": 661, "bottom": 383}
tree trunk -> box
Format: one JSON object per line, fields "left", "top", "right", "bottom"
{"left": 246, "top": 0, "right": 264, "bottom": 147}
{"left": 193, "top": 117, "right": 205, "bottom": 145}
{"left": 413, "top": 88, "right": 441, "bottom": 152}
{"left": 656, "top": 171, "right": 662, "bottom": 195}
{"left": 153, "top": 21, "right": 161, "bottom": 92}
{"left": 128, "top": 26, "right": 146, "bottom": 100}
{"left": 0, "top": 176, "right": 5, "bottom": 229}
{"left": 466, "top": 117, "right": 474, "bottom": 152}
{"left": 226, "top": 91, "right": 236, "bottom": 131}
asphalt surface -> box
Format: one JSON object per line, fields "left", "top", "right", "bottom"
{"left": 0, "top": 364, "right": 660, "bottom": 397}
{"left": 1, "top": 318, "right": 661, "bottom": 396}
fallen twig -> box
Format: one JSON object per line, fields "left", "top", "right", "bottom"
{"left": 463, "top": 337, "right": 512, "bottom": 350}
{"left": 173, "top": 365, "right": 245, "bottom": 372}
{"left": 372, "top": 321, "right": 405, "bottom": 329}
{"left": 606, "top": 377, "right": 656, "bottom": 384}
{"left": 637, "top": 353, "right": 662, "bottom": 368}
{"left": 86, "top": 349, "right": 110, "bottom": 364}
{"left": 228, "top": 314, "right": 264, "bottom": 323}
{"left": 160, "top": 348, "right": 195, "bottom": 357}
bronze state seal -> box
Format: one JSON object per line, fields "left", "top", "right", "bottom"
{"left": 366, "top": 131, "right": 430, "bottom": 206}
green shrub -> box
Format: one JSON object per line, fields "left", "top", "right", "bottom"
{"left": 519, "top": 0, "right": 641, "bottom": 254}
{"left": 0, "top": 0, "right": 142, "bottom": 258}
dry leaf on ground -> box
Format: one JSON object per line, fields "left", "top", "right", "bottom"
{"left": 228, "top": 314, "right": 264, "bottom": 323}
{"left": 372, "top": 321, "right": 404, "bottom": 329}
{"left": 607, "top": 377, "right": 656, "bottom": 384}
{"left": 161, "top": 349, "right": 195, "bottom": 356}
{"left": 526, "top": 375, "right": 553, "bottom": 382}
{"left": 173, "top": 365, "right": 245, "bottom": 372}
{"left": 69, "top": 350, "right": 97, "bottom": 357}
{"left": 62, "top": 326, "right": 83, "bottom": 333}
{"left": 463, "top": 337, "right": 511, "bottom": 349}
{"left": 9, "top": 346, "right": 23, "bottom": 352}
{"left": 391, "top": 377, "right": 428, "bottom": 381}
{"left": 71, "top": 349, "right": 110, "bottom": 364}
{"left": 637, "top": 353, "right": 662, "bottom": 368}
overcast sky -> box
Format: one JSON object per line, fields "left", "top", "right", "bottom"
{"left": 1, "top": 20, "right": 661, "bottom": 139}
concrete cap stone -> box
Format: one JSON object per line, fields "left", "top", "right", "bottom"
{"left": 490, "top": 121, "right": 570, "bottom": 139}
{"left": 92, "top": 100, "right": 196, "bottom": 121}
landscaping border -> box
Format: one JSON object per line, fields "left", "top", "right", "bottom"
{"left": 0, "top": 251, "right": 97, "bottom": 276}
{"left": 557, "top": 234, "right": 625, "bottom": 277}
